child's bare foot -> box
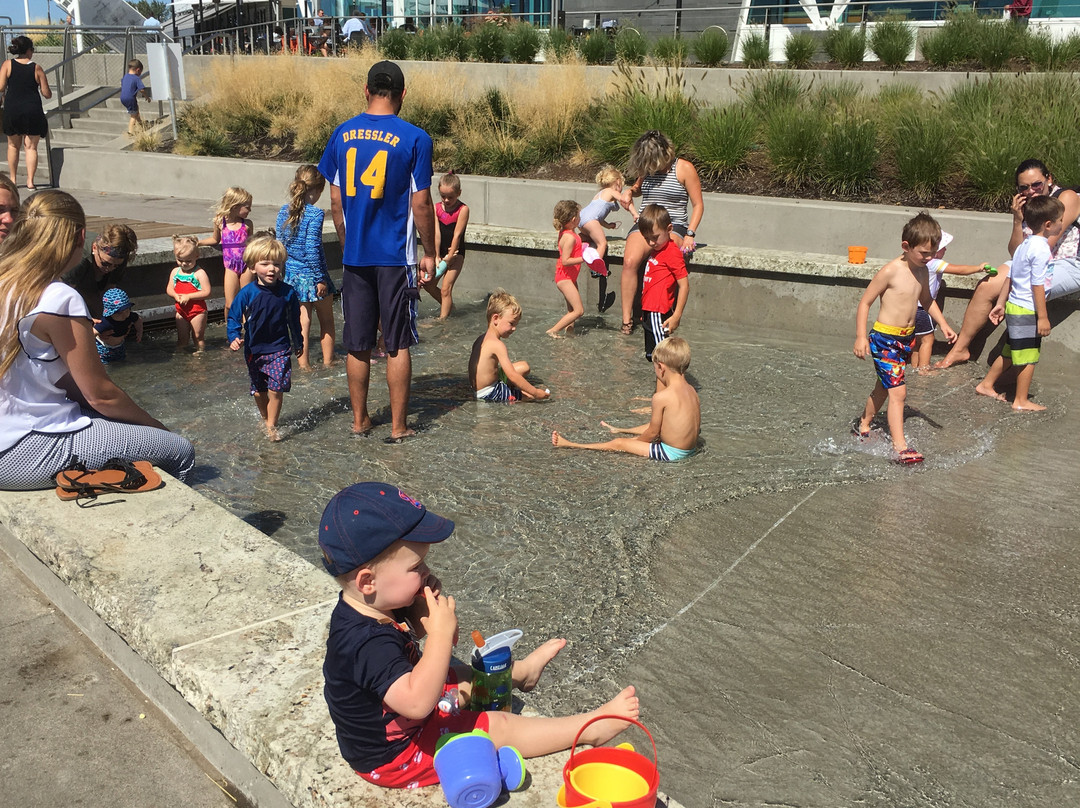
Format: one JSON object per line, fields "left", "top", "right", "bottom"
{"left": 579, "top": 686, "right": 640, "bottom": 747}
{"left": 600, "top": 420, "right": 618, "bottom": 433}
{"left": 266, "top": 425, "right": 281, "bottom": 442}
{"left": 974, "top": 383, "right": 1007, "bottom": 401}
{"left": 1013, "top": 401, "right": 1047, "bottom": 412}
{"left": 552, "top": 430, "right": 566, "bottom": 447}
{"left": 513, "top": 638, "right": 566, "bottom": 692}
{"left": 546, "top": 329, "right": 565, "bottom": 339}
{"left": 299, "top": 361, "right": 313, "bottom": 372}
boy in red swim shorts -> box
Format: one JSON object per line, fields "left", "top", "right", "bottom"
{"left": 320, "top": 482, "right": 640, "bottom": 790}
{"left": 852, "top": 212, "right": 957, "bottom": 464}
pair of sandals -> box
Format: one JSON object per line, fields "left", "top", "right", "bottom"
{"left": 55, "top": 457, "right": 163, "bottom": 504}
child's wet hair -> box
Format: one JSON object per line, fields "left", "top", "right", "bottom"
{"left": 486, "top": 288, "right": 522, "bottom": 322}
{"left": 172, "top": 234, "right": 200, "bottom": 259}
{"left": 127, "top": 59, "right": 143, "bottom": 72}
{"left": 902, "top": 211, "right": 941, "bottom": 250}
{"left": 653, "top": 336, "right": 691, "bottom": 374}
{"left": 553, "top": 200, "right": 580, "bottom": 230}
{"left": 243, "top": 232, "right": 286, "bottom": 268}
{"left": 1024, "top": 195, "right": 1065, "bottom": 232}
{"left": 595, "top": 165, "right": 623, "bottom": 188}
{"left": 637, "top": 204, "right": 672, "bottom": 236}
{"left": 439, "top": 171, "right": 461, "bottom": 194}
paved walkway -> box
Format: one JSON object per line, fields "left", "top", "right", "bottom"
{"left": 0, "top": 543, "right": 239, "bottom": 808}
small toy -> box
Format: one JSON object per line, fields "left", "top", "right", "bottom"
{"left": 436, "top": 260, "right": 449, "bottom": 278}
{"left": 557, "top": 716, "right": 659, "bottom": 808}
{"left": 433, "top": 729, "right": 526, "bottom": 808}
{"left": 983, "top": 263, "right": 998, "bottom": 276}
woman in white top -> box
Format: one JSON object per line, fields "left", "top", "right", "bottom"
{"left": 0, "top": 190, "right": 194, "bottom": 490}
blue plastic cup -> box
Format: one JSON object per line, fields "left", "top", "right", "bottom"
{"left": 433, "top": 731, "right": 503, "bottom": 808}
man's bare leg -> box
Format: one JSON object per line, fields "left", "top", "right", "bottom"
{"left": 347, "top": 350, "right": 373, "bottom": 434}
{"left": 935, "top": 271, "right": 1008, "bottom": 368}
{"left": 385, "top": 348, "right": 414, "bottom": 439}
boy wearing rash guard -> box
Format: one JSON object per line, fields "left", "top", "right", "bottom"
{"left": 852, "top": 212, "right": 957, "bottom": 464}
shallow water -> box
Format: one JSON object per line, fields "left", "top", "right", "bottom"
{"left": 108, "top": 294, "right": 1058, "bottom": 806}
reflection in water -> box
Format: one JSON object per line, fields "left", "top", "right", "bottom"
{"left": 107, "top": 296, "right": 1046, "bottom": 740}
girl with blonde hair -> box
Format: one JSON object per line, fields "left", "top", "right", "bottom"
{"left": 200, "top": 186, "right": 254, "bottom": 319}
{"left": 0, "top": 173, "right": 19, "bottom": 243}
{"left": 0, "top": 191, "right": 194, "bottom": 489}
{"left": 275, "top": 165, "right": 336, "bottom": 369}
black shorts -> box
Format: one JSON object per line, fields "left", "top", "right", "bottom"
{"left": 643, "top": 307, "right": 674, "bottom": 361}
{"left": 341, "top": 265, "right": 419, "bottom": 353}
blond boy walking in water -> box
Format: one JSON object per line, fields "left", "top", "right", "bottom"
{"left": 853, "top": 212, "right": 957, "bottom": 464}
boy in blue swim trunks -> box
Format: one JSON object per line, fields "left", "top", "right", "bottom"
{"left": 552, "top": 337, "right": 700, "bottom": 461}
{"left": 853, "top": 212, "right": 957, "bottom": 464}
{"left": 468, "top": 289, "right": 550, "bottom": 403}
{"left": 228, "top": 234, "right": 302, "bottom": 441}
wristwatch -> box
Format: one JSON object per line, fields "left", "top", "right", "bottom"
{"left": 685, "top": 229, "right": 696, "bottom": 238}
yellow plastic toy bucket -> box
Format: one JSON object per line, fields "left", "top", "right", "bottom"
{"left": 556, "top": 716, "right": 658, "bottom": 808}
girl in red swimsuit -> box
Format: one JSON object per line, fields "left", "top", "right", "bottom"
{"left": 547, "top": 200, "right": 585, "bottom": 338}
{"left": 421, "top": 171, "right": 471, "bottom": 320}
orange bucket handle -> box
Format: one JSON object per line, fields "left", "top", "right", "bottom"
{"left": 567, "top": 715, "right": 658, "bottom": 770}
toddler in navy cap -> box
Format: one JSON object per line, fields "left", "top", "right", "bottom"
{"left": 95, "top": 288, "right": 142, "bottom": 363}
{"left": 320, "top": 482, "right": 641, "bottom": 790}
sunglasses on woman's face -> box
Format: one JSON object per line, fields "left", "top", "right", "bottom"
{"left": 1017, "top": 180, "right": 1046, "bottom": 193}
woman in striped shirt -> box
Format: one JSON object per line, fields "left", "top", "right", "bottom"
{"left": 620, "top": 131, "right": 704, "bottom": 335}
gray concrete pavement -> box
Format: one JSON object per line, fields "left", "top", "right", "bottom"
{"left": 0, "top": 547, "right": 240, "bottom": 808}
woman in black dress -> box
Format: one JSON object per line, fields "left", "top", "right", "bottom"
{"left": 0, "top": 36, "right": 51, "bottom": 190}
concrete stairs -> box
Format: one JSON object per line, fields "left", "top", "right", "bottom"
{"left": 50, "top": 95, "right": 165, "bottom": 149}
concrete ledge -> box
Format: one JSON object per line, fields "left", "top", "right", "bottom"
{"left": 0, "top": 484, "right": 679, "bottom": 808}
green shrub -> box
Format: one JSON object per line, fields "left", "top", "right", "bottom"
{"left": 976, "top": 18, "right": 1025, "bottom": 71}
{"left": 739, "top": 70, "right": 805, "bottom": 119}
{"left": 692, "top": 29, "right": 729, "bottom": 67}
{"left": 765, "top": 105, "right": 824, "bottom": 186}
{"left": 947, "top": 79, "right": 1011, "bottom": 122}
{"left": 434, "top": 24, "right": 470, "bottom": 61}
{"left": 919, "top": 29, "right": 951, "bottom": 68}
{"left": 506, "top": 22, "right": 542, "bottom": 63}
{"left": 815, "top": 80, "right": 861, "bottom": 113}
{"left": 545, "top": 27, "right": 576, "bottom": 61}
{"left": 409, "top": 30, "right": 441, "bottom": 61}
{"left": 784, "top": 32, "right": 817, "bottom": 69}
{"left": 471, "top": 22, "right": 507, "bottom": 63}
{"left": 579, "top": 29, "right": 613, "bottom": 64}
{"left": 741, "top": 32, "right": 770, "bottom": 68}
{"left": 297, "top": 118, "right": 339, "bottom": 162}
{"left": 652, "top": 35, "right": 688, "bottom": 66}
{"left": 402, "top": 100, "right": 455, "bottom": 137}
{"left": 891, "top": 110, "right": 954, "bottom": 201}
{"left": 868, "top": 18, "right": 915, "bottom": 68}
{"left": 378, "top": 28, "right": 412, "bottom": 60}
{"left": 820, "top": 114, "right": 878, "bottom": 194}
{"left": 596, "top": 67, "right": 697, "bottom": 165}
{"left": 615, "top": 28, "right": 648, "bottom": 65}
{"left": 958, "top": 119, "right": 1030, "bottom": 207}
{"left": 823, "top": 26, "right": 865, "bottom": 68}
{"left": 935, "top": 9, "right": 982, "bottom": 63}
{"left": 694, "top": 104, "right": 757, "bottom": 176}
{"left": 873, "top": 83, "right": 923, "bottom": 134}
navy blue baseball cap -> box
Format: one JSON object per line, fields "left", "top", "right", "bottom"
{"left": 318, "top": 483, "right": 454, "bottom": 575}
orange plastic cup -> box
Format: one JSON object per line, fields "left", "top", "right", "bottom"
{"left": 848, "top": 246, "right": 868, "bottom": 264}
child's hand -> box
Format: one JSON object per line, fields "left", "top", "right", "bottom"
{"left": 178, "top": 294, "right": 189, "bottom": 305}
{"left": 230, "top": 338, "right": 243, "bottom": 351}
{"left": 940, "top": 323, "right": 957, "bottom": 343}
{"left": 661, "top": 314, "right": 680, "bottom": 334}
{"left": 418, "top": 586, "right": 457, "bottom": 644}
{"left": 1037, "top": 316, "right": 1051, "bottom": 337}
{"left": 529, "top": 387, "right": 550, "bottom": 400}
{"left": 316, "top": 282, "right": 328, "bottom": 299}
{"left": 853, "top": 336, "right": 869, "bottom": 359}
{"left": 988, "top": 304, "right": 1006, "bottom": 326}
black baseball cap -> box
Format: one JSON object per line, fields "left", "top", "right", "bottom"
{"left": 318, "top": 483, "right": 454, "bottom": 576}
{"left": 367, "top": 60, "right": 405, "bottom": 93}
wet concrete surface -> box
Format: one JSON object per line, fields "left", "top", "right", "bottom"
{"left": 0, "top": 551, "right": 239, "bottom": 808}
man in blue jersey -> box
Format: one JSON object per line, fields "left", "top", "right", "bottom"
{"left": 319, "top": 61, "right": 436, "bottom": 441}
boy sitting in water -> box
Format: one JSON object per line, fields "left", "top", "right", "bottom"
{"left": 853, "top": 212, "right": 957, "bottom": 464}
{"left": 320, "top": 482, "right": 640, "bottom": 790}
{"left": 974, "top": 195, "right": 1064, "bottom": 412}
{"left": 468, "top": 289, "right": 550, "bottom": 403}
{"left": 552, "top": 337, "right": 700, "bottom": 461}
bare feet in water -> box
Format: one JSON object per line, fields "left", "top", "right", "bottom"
{"left": 1013, "top": 401, "right": 1047, "bottom": 412}
{"left": 513, "top": 638, "right": 566, "bottom": 692}
{"left": 352, "top": 417, "right": 373, "bottom": 436}
{"left": 974, "top": 383, "right": 1007, "bottom": 401}
{"left": 935, "top": 348, "right": 970, "bottom": 369}
{"left": 266, "top": 425, "right": 281, "bottom": 442}
{"left": 578, "top": 686, "right": 641, "bottom": 747}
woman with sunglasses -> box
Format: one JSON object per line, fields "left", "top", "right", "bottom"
{"left": 936, "top": 159, "right": 1080, "bottom": 368}
{"left": 60, "top": 223, "right": 138, "bottom": 320}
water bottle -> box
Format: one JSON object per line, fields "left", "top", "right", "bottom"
{"left": 469, "top": 629, "right": 522, "bottom": 713}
